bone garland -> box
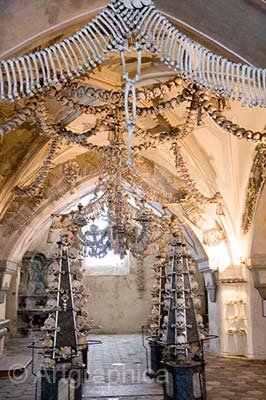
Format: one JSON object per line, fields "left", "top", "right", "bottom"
{"left": 171, "top": 142, "right": 221, "bottom": 205}
{"left": 201, "top": 97, "right": 266, "bottom": 144}
{"left": 0, "top": 100, "right": 37, "bottom": 138}
{"left": 60, "top": 125, "right": 99, "bottom": 142}
{"left": 13, "top": 134, "right": 61, "bottom": 197}
{"left": 0, "top": 0, "right": 265, "bottom": 107}
{"left": 62, "top": 76, "right": 183, "bottom": 104}
{"left": 122, "top": 167, "right": 187, "bottom": 204}
{"left": 242, "top": 144, "right": 266, "bottom": 232}
{"left": 35, "top": 97, "right": 56, "bottom": 137}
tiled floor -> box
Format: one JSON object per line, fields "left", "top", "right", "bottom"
{"left": 0, "top": 334, "right": 266, "bottom": 399}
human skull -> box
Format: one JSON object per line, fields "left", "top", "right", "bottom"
{"left": 47, "top": 298, "right": 57, "bottom": 308}
{"left": 176, "top": 260, "right": 183, "bottom": 273}
{"left": 176, "top": 314, "right": 185, "bottom": 329}
{"left": 176, "top": 298, "right": 185, "bottom": 309}
{"left": 76, "top": 315, "right": 85, "bottom": 329}
{"left": 44, "top": 317, "right": 55, "bottom": 329}
{"left": 194, "top": 298, "right": 201, "bottom": 309}
{"left": 176, "top": 334, "right": 186, "bottom": 345}
{"left": 191, "top": 281, "right": 199, "bottom": 291}
{"left": 71, "top": 262, "right": 81, "bottom": 273}
{"left": 48, "top": 261, "right": 60, "bottom": 273}
{"left": 176, "top": 278, "right": 184, "bottom": 290}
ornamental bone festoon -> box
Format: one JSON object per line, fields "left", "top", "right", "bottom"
{"left": 0, "top": 0, "right": 265, "bottom": 107}
{"left": 162, "top": 229, "right": 206, "bottom": 400}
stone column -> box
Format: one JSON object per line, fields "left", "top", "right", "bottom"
{"left": 0, "top": 260, "right": 17, "bottom": 353}
{"left": 6, "top": 263, "right": 20, "bottom": 336}
{"left": 246, "top": 256, "right": 266, "bottom": 359}
{"left": 197, "top": 258, "right": 220, "bottom": 354}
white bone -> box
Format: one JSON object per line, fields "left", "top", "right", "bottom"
{"left": 211, "top": 54, "right": 218, "bottom": 90}
{"left": 72, "top": 33, "right": 92, "bottom": 69}
{"left": 140, "top": 9, "right": 157, "bottom": 38}
{"left": 64, "top": 38, "right": 83, "bottom": 74}
{"left": 98, "top": 14, "right": 121, "bottom": 45}
{"left": 8, "top": 59, "right": 18, "bottom": 99}
{"left": 256, "top": 68, "right": 263, "bottom": 107}
{"left": 91, "top": 19, "right": 111, "bottom": 50}
{"left": 194, "top": 43, "right": 201, "bottom": 83}
{"left": 231, "top": 62, "right": 236, "bottom": 100}
{"left": 170, "top": 31, "right": 182, "bottom": 68}
{"left": 220, "top": 58, "right": 226, "bottom": 95}
{"left": 206, "top": 51, "right": 212, "bottom": 88}
{"left": 179, "top": 38, "right": 186, "bottom": 76}
{"left": 14, "top": 58, "right": 25, "bottom": 96}
{"left": 252, "top": 66, "right": 259, "bottom": 106}
{"left": 150, "top": 14, "right": 165, "bottom": 50}
{"left": 0, "top": 63, "right": 4, "bottom": 99}
{"left": 175, "top": 34, "right": 185, "bottom": 71}
{"left": 246, "top": 66, "right": 254, "bottom": 106}
{"left": 36, "top": 51, "right": 47, "bottom": 86}
{"left": 225, "top": 60, "right": 232, "bottom": 97}
{"left": 29, "top": 53, "right": 41, "bottom": 89}
{"left": 61, "top": 41, "right": 77, "bottom": 76}
{"left": 81, "top": 27, "right": 102, "bottom": 62}
{"left": 93, "top": 17, "right": 114, "bottom": 50}
{"left": 108, "top": 4, "right": 130, "bottom": 34}
{"left": 50, "top": 45, "right": 66, "bottom": 82}
{"left": 134, "top": 3, "right": 153, "bottom": 30}
{"left": 24, "top": 55, "right": 35, "bottom": 94}
{"left": 158, "top": 22, "right": 172, "bottom": 58}
{"left": 103, "top": 10, "right": 126, "bottom": 38}
{"left": 241, "top": 65, "right": 249, "bottom": 106}
{"left": 46, "top": 48, "right": 59, "bottom": 84}
{"left": 155, "top": 16, "right": 167, "bottom": 52}
{"left": 54, "top": 43, "right": 73, "bottom": 79}
{"left": 201, "top": 48, "right": 208, "bottom": 87}
{"left": 262, "top": 69, "right": 266, "bottom": 107}
{"left": 40, "top": 51, "right": 51, "bottom": 84}
{"left": 215, "top": 55, "right": 222, "bottom": 92}
{"left": 162, "top": 25, "right": 175, "bottom": 62}
{"left": 2, "top": 60, "right": 13, "bottom": 100}
{"left": 145, "top": 11, "right": 161, "bottom": 43}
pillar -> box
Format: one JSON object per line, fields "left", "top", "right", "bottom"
{"left": 0, "top": 260, "right": 17, "bottom": 353}
{"left": 246, "top": 256, "right": 266, "bottom": 359}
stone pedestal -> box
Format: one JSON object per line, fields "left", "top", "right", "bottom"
{"left": 163, "top": 362, "right": 206, "bottom": 400}
{"left": 148, "top": 339, "right": 164, "bottom": 378}
{"left": 41, "top": 367, "right": 83, "bottom": 400}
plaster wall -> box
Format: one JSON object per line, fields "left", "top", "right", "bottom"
{"left": 84, "top": 255, "right": 155, "bottom": 334}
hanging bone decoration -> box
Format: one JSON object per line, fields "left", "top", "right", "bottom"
{"left": 42, "top": 219, "right": 95, "bottom": 366}
{"left": 162, "top": 228, "right": 204, "bottom": 364}
{"left": 0, "top": 0, "right": 265, "bottom": 107}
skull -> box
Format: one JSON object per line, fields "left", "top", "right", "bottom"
{"left": 176, "top": 313, "right": 185, "bottom": 329}
{"left": 176, "top": 278, "right": 184, "bottom": 290}
{"left": 176, "top": 334, "right": 186, "bottom": 345}
{"left": 176, "top": 297, "right": 185, "bottom": 309}
{"left": 194, "top": 298, "right": 201, "bottom": 309}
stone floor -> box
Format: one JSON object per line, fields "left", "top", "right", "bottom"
{"left": 0, "top": 334, "right": 266, "bottom": 399}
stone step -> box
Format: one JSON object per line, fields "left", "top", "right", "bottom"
{"left": 83, "top": 383, "right": 163, "bottom": 398}
{"left": 0, "top": 354, "right": 32, "bottom": 379}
